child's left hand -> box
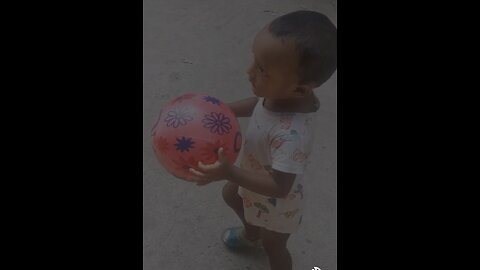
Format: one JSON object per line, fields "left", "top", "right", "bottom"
{"left": 189, "top": 148, "right": 233, "bottom": 186}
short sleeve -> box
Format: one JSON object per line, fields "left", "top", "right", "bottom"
{"left": 270, "top": 130, "right": 310, "bottom": 175}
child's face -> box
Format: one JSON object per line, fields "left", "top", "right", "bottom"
{"left": 247, "top": 26, "right": 302, "bottom": 99}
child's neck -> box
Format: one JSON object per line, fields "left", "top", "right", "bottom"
{"left": 263, "top": 93, "right": 319, "bottom": 113}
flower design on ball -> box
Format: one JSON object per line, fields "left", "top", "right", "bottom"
{"left": 164, "top": 106, "right": 194, "bottom": 128}
{"left": 174, "top": 136, "right": 195, "bottom": 152}
{"left": 203, "top": 95, "right": 221, "bottom": 105}
{"left": 202, "top": 112, "right": 232, "bottom": 135}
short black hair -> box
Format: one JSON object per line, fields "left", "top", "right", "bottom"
{"left": 269, "top": 10, "right": 337, "bottom": 87}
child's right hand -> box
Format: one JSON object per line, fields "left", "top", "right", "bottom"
{"left": 189, "top": 148, "right": 233, "bottom": 186}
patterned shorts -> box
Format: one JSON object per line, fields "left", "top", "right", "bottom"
{"left": 238, "top": 186, "right": 304, "bottom": 234}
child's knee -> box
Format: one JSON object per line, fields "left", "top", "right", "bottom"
{"left": 261, "top": 229, "right": 290, "bottom": 253}
{"left": 263, "top": 237, "right": 283, "bottom": 248}
{"left": 262, "top": 240, "right": 288, "bottom": 255}
{"left": 222, "top": 182, "right": 241, "bottom": 207}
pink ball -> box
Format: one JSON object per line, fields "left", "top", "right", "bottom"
{"left": 151, "top": 93, "right": 242, "bottom": 181}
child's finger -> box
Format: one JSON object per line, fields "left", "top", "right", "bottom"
{"left": 189, "top": 168, "right": 205, "bottom": 177}
{"left": 198, "top": 161, "right": 220, "bottom": 170}
{"left": 217, "top": 147, "right": 229, "bottom": 163}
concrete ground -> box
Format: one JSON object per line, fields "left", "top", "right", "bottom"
{"left": 143, "top": 0, "right": 337, "bottom": 269}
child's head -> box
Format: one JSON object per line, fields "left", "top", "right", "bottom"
{"left": 247, "top": 10, "right": 337, "bottom": 99}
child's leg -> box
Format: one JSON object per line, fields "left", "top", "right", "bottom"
{"left": 261, "top": 228, "right": 292, "bottom": 270}
{"left": 222, "top": 181, "right": 261, "bottom": 240}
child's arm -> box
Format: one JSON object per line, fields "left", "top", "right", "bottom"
{"left": 189, "top": 148, "right": 295, "bottom": 198}
{"left": 228, "top": 166, "right": 295, "bottom": 198}
{"left": 227, "top": 97, "right": 259, "bottom": 117}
